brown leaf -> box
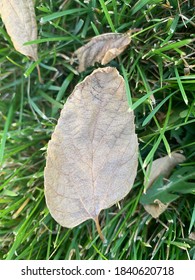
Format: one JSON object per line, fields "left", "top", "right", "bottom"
{"left": 143, "top": 152, "right": 186, "bottom": 218}
{"left": 189, "top": 232, "right": 195, "bottom": 241}
{"left": 74, "top": 32, "right": 131, "bottom": 72}
{"left": 144, "top": 152, "right": 186, "bottom": 189}
{"left": 144, "top": 199, "right": 168, "bottom": 219}
{"left": 44, "top": 67, "right": 138, "bottom": 239}
{"left": 0, "top": 0, "right": 38, "bottom": 60}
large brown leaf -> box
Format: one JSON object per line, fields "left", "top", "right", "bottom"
{"left": 44, "top": 67, "right": 138, "bottom": 239}
{"left": 74, "top": 32, "right": 131, "bottom": 72}
{"left": 0, "top": 0, "right": 38, "bottom": 60}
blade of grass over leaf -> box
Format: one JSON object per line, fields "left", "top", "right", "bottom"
{"left": 140, "top": 167, "right": 195, "bottom": 206}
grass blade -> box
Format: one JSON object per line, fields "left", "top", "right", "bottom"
{"left": 174, "top": 66, "right": 188, "bottom": 105}
{"left": 99, "top": 0, "right": 115, "bottom": 32}
{"left": 40, "top": 8, "right": 89, "bottom": 23}
{"left": 0, "top": 96, "right": 15, "bottom": 165}
{"left": 142, "top": 91, "right": 176, "bottom": 126}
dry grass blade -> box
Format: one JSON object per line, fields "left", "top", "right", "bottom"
{"left": 0, "top": 0, "right": 38, "bottom": 60}
{"left": 74, "top": 32, "right": 131, "bottom": 72}
{"left": 44, "top": 67, "right": 138, "bottom": 240}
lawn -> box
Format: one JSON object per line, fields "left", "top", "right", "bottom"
{"left": 0, "top": 0, "right": 195, "bottom": 260}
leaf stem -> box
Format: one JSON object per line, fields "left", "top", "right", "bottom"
{"left": 94, "top": 216, "right": 105, "bottom": 242}
{"left": 36, "top": 64, "right": 43, "bottom": 84}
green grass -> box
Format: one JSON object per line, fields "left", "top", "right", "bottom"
{"left": 0, "top": 0, "right": 195, "bottom": 260}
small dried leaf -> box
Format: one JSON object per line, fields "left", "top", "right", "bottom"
{"left": 144, "top": 199, "right": 168, "bottom": 219}
{"left": 143, "top": 152, "right": 186, "bottom": 218}
{"left": 0, "top": 0, "right": 38, "bottom": 60}
{"left": 144, "top": 152, "right": 186, "bottom": 189}
{"left": 44, "top": 67, "right": 138, "bottom": 239}
{"left": 74, "top": 32, "right": 131, "bottom": 72}
{"left": 189, "top": 232, "right": 195, "bottom": 241}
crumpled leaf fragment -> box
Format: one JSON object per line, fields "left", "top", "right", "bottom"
{"left": 143, "top": 152, "right": 186, "bottom": 218}
{"left": 143, "top": 199, "right": 169, "bottom": 219}
{"left": 189, "top": 232, "right": 195, "bottom": 241}
{"left": 0, "top": 0, "right": 38, "bottom": 60}
{"left": 44, "top": 67, "right": 138, "bottom": 240}
{"left": 73, "top": 32, "right": 131, "bottom": 72}
{"left": 144, "top": 152, "right": 186, "bottom": 189}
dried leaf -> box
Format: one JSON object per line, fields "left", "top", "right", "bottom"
{"left": 141, "top": 167, "right": 195, "bottom": 205}
{"left": 144, "top": 152, "right": 186, "bottom": 189}
{"left": 74, "top": 32, "right": 131, "bottom": 72}
{"left": 189, "top": 232, "right": 195, "bottom": 241}
{"left": 44, "top": 67, "right": 138, "bottom": 239}
{"left": 143, "top": 199, "right": 168, "bottom": 219}
{"left": 142, "top": 152, "right": 186, "bottom": 218}
{"left": 0, "top": 0, "right": 38, "bottom": 60}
